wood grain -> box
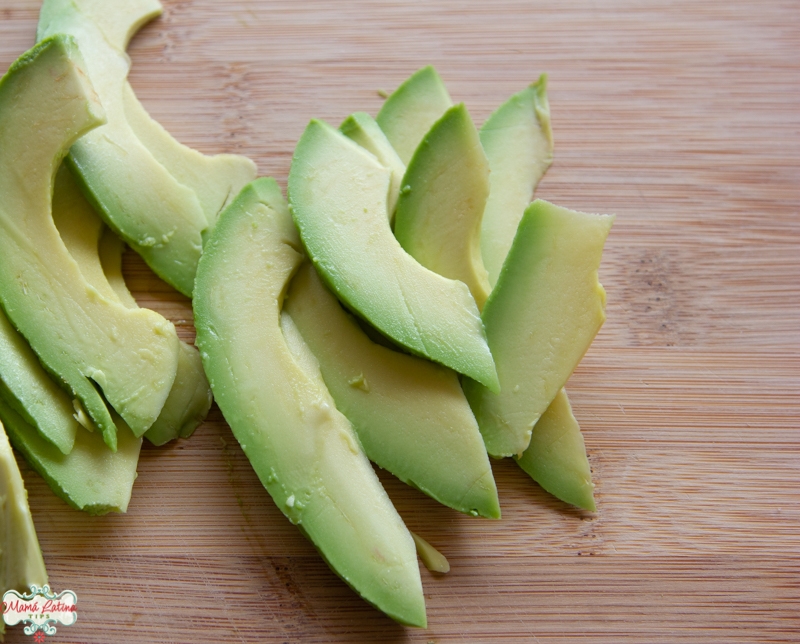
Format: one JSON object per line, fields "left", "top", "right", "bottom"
{"left": 2, "top": 0, "right": 799, "bottom": 641}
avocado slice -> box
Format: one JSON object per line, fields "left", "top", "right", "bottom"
{"left": 394, "top": 103, "right": 492, "bottom": 310}
{"left": 36, "top": 1, "right": 205, "bottom": 296}
{"left": 72, "top": 0, "right": 162, "bottom": 51}
{"left": 284, "top": 262, "right": 500, "bottom": 518}
{"left": 0, "top": 311, "right": 80, "bottom": 455}
{"left": 479, "top": 75, "right": 553, "bottom": 288}
{"left": 0, "top": 36, "right": 181, "bottom": 449}
{"left": 516, "top": 388, "right": 596, "bottom": 511}
{"left": 340, "top": 112, "right": 406, "bottom": 220}
{"left": 0, "top": 395, "right": 141, "bottom": 515}
{"left": 288, "top": 119, "right": 499, "bottom": 391}
{"left": 463, "top": 200, "right": 613, "bottom": 458}
{"left": 52, "top": 163, "right": 212, "bottom": 445}
{"left": 194, "top": 178, "right": 426, "bottom": 627}
{"left": 376, "top": 66, "right": 453, "bottom": 164}
{"left": 0, "top": 420, "right": 48, "bottom": 596}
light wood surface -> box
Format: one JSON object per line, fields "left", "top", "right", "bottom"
{"left": 2, "top": 0, "right": 799, "bottom": 641}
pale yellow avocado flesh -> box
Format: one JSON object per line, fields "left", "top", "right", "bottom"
{"left": 72, "top": 0, "right": 163, "bottom": 50}
{"left": 394, "top": 103, "right": 492, "bottom": 310}
{"left": 0, "top": 310, "right": 80, "bottom": 456}
{"left": 37, "top": 0, "right": 210, "bottom": 297}
{"left": 0, "top": 36, "right": 180, "bottom": 449}
{"left": 463, "top": 200, "right": 613, "bottom": 458}
{"left": 0, "top": 420, "right": 48, "bottom": 595}
{"left": 376, "top": 66, "right": 454, "bottom": 165}
{"left": 340, "top": 111, "right": 406, "bottom": 220}
{"left": 284, "top": 262, "right": 500, "bottom": 518}
{"left": 194, "top": 178, "right": 426, "bottom": 627}
{"left": 0, "top": 396, "right": 141, "bottom": 515}
{"left": 516, "top": 389, "right": 596, "bottom": 511}
{"left": 288, "top": 119, "right": 499, "bottom": 392}
{"left": 479, "top": 75, "right": 554, "bottom": 288}
{"left": 53, "top": 164, "right": 211, "bottom": 445}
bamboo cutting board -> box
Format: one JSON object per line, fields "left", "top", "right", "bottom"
{"left": 2, "top": 0, "right": 799, "bottom": 641}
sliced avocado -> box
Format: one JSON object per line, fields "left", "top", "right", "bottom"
{"left": 0, "top": 395, "right": 141, "bottom": 515}
{"left": 0, "top": 310, "right": 79, "bottom": 455}
{"left": 288, "top": 119, "right": 498, "bottom": 392}
{"left": 37, "top": 0, "right": 209, "bottom": 296}
{"left": 516, "top": 388, "right": 596, "bottom": 511}
{"left": 463, "top": 200, "right": 613, "bottom": 458}
{"left": 479, "top": 75, "right": 553, "bottom": 288}
{"left": 0, "top": 36, "right": 180, "bottom": 449}
{"left": 376, "top": 66, "right": 453, "bottom": 164}
{"left": 53, "top": 164, "right": 211, "bottom": 445}
{"left": 0, "top": 420, "right": 48, "bottom": 594}
{"left": 194, "top": 178, "right": 426, "bottom": 627}
{"left": 340, "top": 111, "right": 406, "bottom": 220}
{"left": 284, "top": 262, "right": 500, "bottom": 518}
{"left": 73, "top": 0, "right": 162, "bottom": 50}
{"left": 394, "top": 103, "right": 492, "bottom": 310}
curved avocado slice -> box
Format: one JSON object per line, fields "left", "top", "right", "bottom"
{"left": 52, "top": 164, "right": 211, "bottom": 446}
{"left": 194, "top": 178, "right": 426, "bottom": 627}
{"left": 516, "top": 388, "right": 596, "bottom": 511}
{"left": 376, "top": 66, "right": 453, "bottom": 165}
{"left": 37, "top": 0, "right": 208, "bottom": 297}
{"left": 0, "top": 311, "right": 80, "bottom": 455}
{"left": 463, "top": 200, "right": 613, "bottom": 458}
{"left": 0, "top": 396, "right": 141, "bottom": 515}
{"left": 479, "top": 75, "right": 554, "bottom": 288}
{"left": 394, "top": 103, "right": 492, "bottom": 310}
{"left": 72, "top": 0, "right": 163, "bottom": 50}
{"left": 284, "top": 262, "right": 500, "bottom": 519}
{"left": 288, "top": 119, "right": 499, "bottom": 392}
{"left": 0, "top": 36, "right": 180, "bottom": 450}
{"left": 0, "top": 419, "right": 48, "bottom": 594}
{"left": 340, "top": 112, "right": 406, "bottom": 220}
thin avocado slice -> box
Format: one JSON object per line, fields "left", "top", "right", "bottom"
{"left": 288, "top": 119, "right": 499, "bottom": 392}
{"left": 479, "top": 75, "right": 554, "bottom": 288}
{"left": 516, "top": 388, "right": 596, "bottom": 511}
{"left": 377, "top": 66, "right": 453, "bottom": 165}
{"left": 0, "top": 419, "right": 48, "bottom": 595}
{"left": 0, "top": 311, "right": 80, "bottom": 455}
{"left": 0, "top": 36, "right": 180, "bottom": 449}
{"left": 73, "top": 0, "right": 163, "bottom": 50}
{"left": 194, "top": 178, "right": 426, "bottom": 627}
{"left": 0, "top": 395, "right": 141, "bottom": 515}
{"left": 73, "top": 0, "right": 258, "bottom": 231}
{"left": 340, "top": 112, "right": 406, "bottom": 220}
{"left": 284, "top": 262, "right": 500, "bottom": 519}
{"left": 463, "top": 200, "right": 613, "bottom": 458}
{"left": 52, "top": 164, "right": 211, "bottom": 445}
{"left": 394, "top": 103, "right": 492, "bottom": 310}
{"left": 37, "top": 0, "right": 209, "bottom": 297}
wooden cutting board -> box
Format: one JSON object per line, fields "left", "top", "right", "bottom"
{"left": 2, "top": 0, "right": 798, "bottom": 641}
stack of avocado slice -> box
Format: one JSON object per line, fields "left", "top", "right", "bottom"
{"left": 0, "top": 0, "right": 613, "bottom": 628}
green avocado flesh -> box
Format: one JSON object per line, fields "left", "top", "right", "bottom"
{"left": 0, "top": 311, "right": 79, "bottom": 456}
{"left": 340, "top": 112, "right": 406, "bottom": 220}
{"left": 0, "top": 396, "right": 141, "bottom": 515}
{"left": 288, "top": 119, "right": 498, "bottom": 392}
{"left": 0, "top": 36, "right": 181, "bottom": 450}
{"left": 284, "top": 262, "right": 500, "bottom": 519}
{"left": 52, "top": 165, "right": 211, "bottom": 446}
{"left": 72, "top": 0, "right": 163, "bottom": 50}
{"left": 463, "top": 199, "right": 613, "bottom": 458}
{"left": 394, "top": 103, "right": 491, "bottom": 310}
{"left": 377, "top": 66, "right": 453, "bottom": 165}
{"left": 36, "top": 0, "right": 228, "bottom": 296}
{"left": 479, "top": 75, "right": 553, "bottom": 288}
{"left": 516, "top": 389, "right": 596, "bottom": 511}
{"left": 0, "top": 420, "right": 48, "bottom": 594}
{"left": 194, "top": 178, "right": 426, "bottom": 627}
